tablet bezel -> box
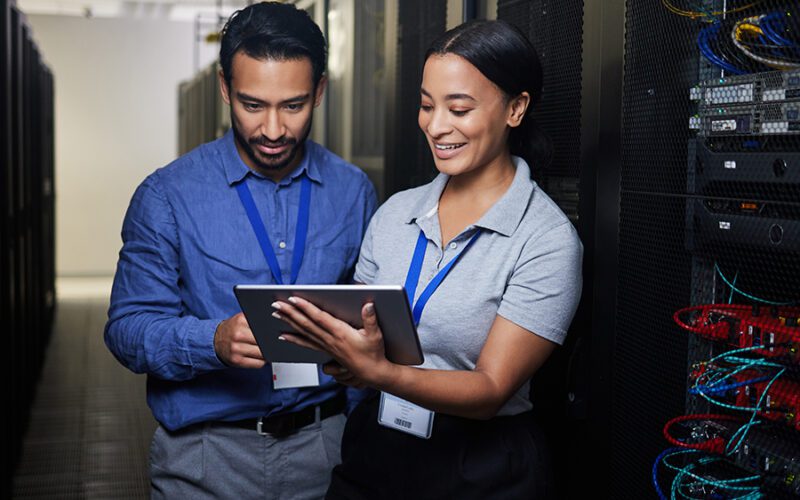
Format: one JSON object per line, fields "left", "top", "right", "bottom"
{"left": 234, "top": 284, "right": 424, "bottom": 365}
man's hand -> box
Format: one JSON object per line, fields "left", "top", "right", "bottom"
{"left": 214, "top": 312, "right": 266, "bottom": 369}
{"left": 322, "top": 361, "right": 368, "bottom": 389}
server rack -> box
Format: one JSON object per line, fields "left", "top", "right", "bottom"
{"left": 612, "top": 1, "right": 800, "bottom": 498}
{"left": 383, "top": 0, "right": 446, "bottom": 195}
{"left": 493, "top": 3, "right": 594, "bottom": 498}
{"left": 3, "top": 0, "right": 56, "bottom": 494}
{"left": 488, "top": 2, "right": 800, "bottom": 497}
{"left": 1, "top": 11, "right": 11, "bottom": 472}
{"left": 177, "top": 62, "right": 227, "bottom": 155}
{"left": 9, "top": 14, "right": 25, "bottom": 492}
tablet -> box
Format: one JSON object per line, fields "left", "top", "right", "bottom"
{"left": 234, "top": 284, "right": 424, "bottom": 365}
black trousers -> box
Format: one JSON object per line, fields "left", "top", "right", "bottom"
{"left": 327, "top": 395, "right": 554, "bottom": 500}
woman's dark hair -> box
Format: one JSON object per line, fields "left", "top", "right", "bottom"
{"left": 220, "top": 2, "right": 327, "bottom": 89}
{"left": 425, "top": 20, "right": 552, "bottom": 168}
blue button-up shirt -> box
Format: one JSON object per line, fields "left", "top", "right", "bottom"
{"left": 105, "top": 130, "right": 377, "bottom": 430}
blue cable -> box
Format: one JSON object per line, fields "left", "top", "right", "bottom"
{"left": 692, "top": 346, "right": 782, "bottom": 396}
{"left": 653, "top": 447, "right": 686, "bottom": 500}
{"left": 761, "top": 12, "right": 796, "bottom": 48}
{"left": 690, "top": 348, "right": 786, "bottom": 455}
{"left": 689, "top": 375, "right": 772, "bottom": 396}
{"left": 698, "top": 24, "right": 735, "bottom": 71}
{"left": 698, "top": 23, "right": 746, "bottom": 74}
{"left": 693, "top": 353, "right": 784, "bottom": 420}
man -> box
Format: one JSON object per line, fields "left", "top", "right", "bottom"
{"left": 104, "top": 3, "right": 377, "bottom": 498}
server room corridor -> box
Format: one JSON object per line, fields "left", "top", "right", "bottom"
{"left": 11, "top": 279, "right": 155, "bottom": 499}
{"left": 9, "top": 0, "right": 800, "bottom": 497}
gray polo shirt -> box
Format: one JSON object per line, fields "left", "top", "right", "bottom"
{"left": 355, "top": 156, "right": 583, "bottom": 415}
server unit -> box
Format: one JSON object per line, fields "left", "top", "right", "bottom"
{"left": 3, "top": 0, "right": 56, "bottom": 494}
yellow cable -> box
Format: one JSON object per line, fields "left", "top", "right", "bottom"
{"left": 661, "top": 0, "right": 706, "bottom": 19}
{"left": 709, "top": 1, "right": 764, "bottom": 17}
{"left": 661, "top": 0, "right": 765, "bottom": 20}
{"left": 734, "top": 22, "right": 763, "bottom": 41}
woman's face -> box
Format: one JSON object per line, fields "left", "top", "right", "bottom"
{"left": 418, "top": 53, "right": 519, "bottom": 177}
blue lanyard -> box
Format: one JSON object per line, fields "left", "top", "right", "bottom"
{"left": 404, "top": 229, "right": 480, "bottom": 325}
{"left": 236, "top": 175, "right": 311, "bottom": 285}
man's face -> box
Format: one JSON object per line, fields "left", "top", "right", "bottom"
{"left": 220, "top": 52, "right": 326, "bottom": 179}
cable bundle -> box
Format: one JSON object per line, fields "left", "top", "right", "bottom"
{"left": 664, "top": 1, "right": 799, "bottom": 74}
{"left": 654, "top": 262, "right": 800, "bottom": 497}
{"left": 732, "top": 12, "right": 800, "bottom": 70}
{"left": 653, "top": 447, "right": 764, "bottom": 499}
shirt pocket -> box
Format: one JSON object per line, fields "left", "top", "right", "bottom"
{"left": 193, "top": 246, "right": 268, "bottom": 286}
{"left": 303, "top": 245, "right": 358, "bottom": 284}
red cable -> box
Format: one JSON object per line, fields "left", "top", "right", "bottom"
{"left": 662, "top": 414, "right": 740, "bottom": 454}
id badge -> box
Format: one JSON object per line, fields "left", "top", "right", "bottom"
{"left": 377, "top": 392, "right": 434, "bottom": 439}
{"left": 272, "top": 362, "right": 320, "bottom": 389}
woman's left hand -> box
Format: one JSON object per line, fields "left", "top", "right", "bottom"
{"left": 272, "top": 297, "right": 393, "bottom": 386}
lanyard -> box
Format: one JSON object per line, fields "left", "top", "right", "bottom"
{"left": 236, "top": 175, "right": 311, "bottom": 285}
{"left": 404, "top": 229, "right": 480, "bottom": 325}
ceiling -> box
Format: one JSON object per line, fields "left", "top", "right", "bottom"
{"left": 18, "top": 0, "right": 248, "bottom": 22}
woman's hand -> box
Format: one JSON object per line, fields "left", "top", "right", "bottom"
{"left": 272, "top": 297, "right": 396, "bottom": 387}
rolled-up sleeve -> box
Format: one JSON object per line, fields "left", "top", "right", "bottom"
{"left": 104, "top": 174, "right": 225, "bottom": 381}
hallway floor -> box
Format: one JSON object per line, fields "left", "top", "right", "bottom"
{"left": 12, "top": 277, "right": 155, "bottom": 499}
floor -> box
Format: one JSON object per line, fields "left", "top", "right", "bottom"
{"left": 12, "top": 277, "right": 156, "bottom": 499}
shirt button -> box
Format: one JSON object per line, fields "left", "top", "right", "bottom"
{"left": 278, "top": 241, "right": 287, "bottom": 249}
{"left": 449, "top": 242, "right": 458, "bottom": 249}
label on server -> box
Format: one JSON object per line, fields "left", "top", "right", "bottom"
{"left": 711, "top": 119, "right": 738, "bottom": 132}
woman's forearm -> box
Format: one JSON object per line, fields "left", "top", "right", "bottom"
{"left": 372, "top": 362, "right": 509, "bottom": 420}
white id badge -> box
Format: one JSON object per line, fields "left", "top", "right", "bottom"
{"left": 272, "top": 362, "right": 320, "bottom": 389}
{"left": 377, "top": 392, "right": 434, "bottom": 439}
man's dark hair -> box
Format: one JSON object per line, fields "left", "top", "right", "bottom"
{"left": 220, "top": 1, "right": 327, "bottom": 88}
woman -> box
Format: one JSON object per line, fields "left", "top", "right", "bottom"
{"left": 273, "top": 20, "right": 582, "bottom": 499}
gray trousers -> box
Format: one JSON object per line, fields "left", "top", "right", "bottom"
{"left": 150, "top": 413, "right": 346, "bottom": 500}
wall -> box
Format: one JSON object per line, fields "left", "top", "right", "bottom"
{"left": 28, "top": 14, "right": 217, "bottom": 276}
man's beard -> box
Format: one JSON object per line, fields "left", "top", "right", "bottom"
{"left": 232, "top": 113, "right": 313, "bottom": 173}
